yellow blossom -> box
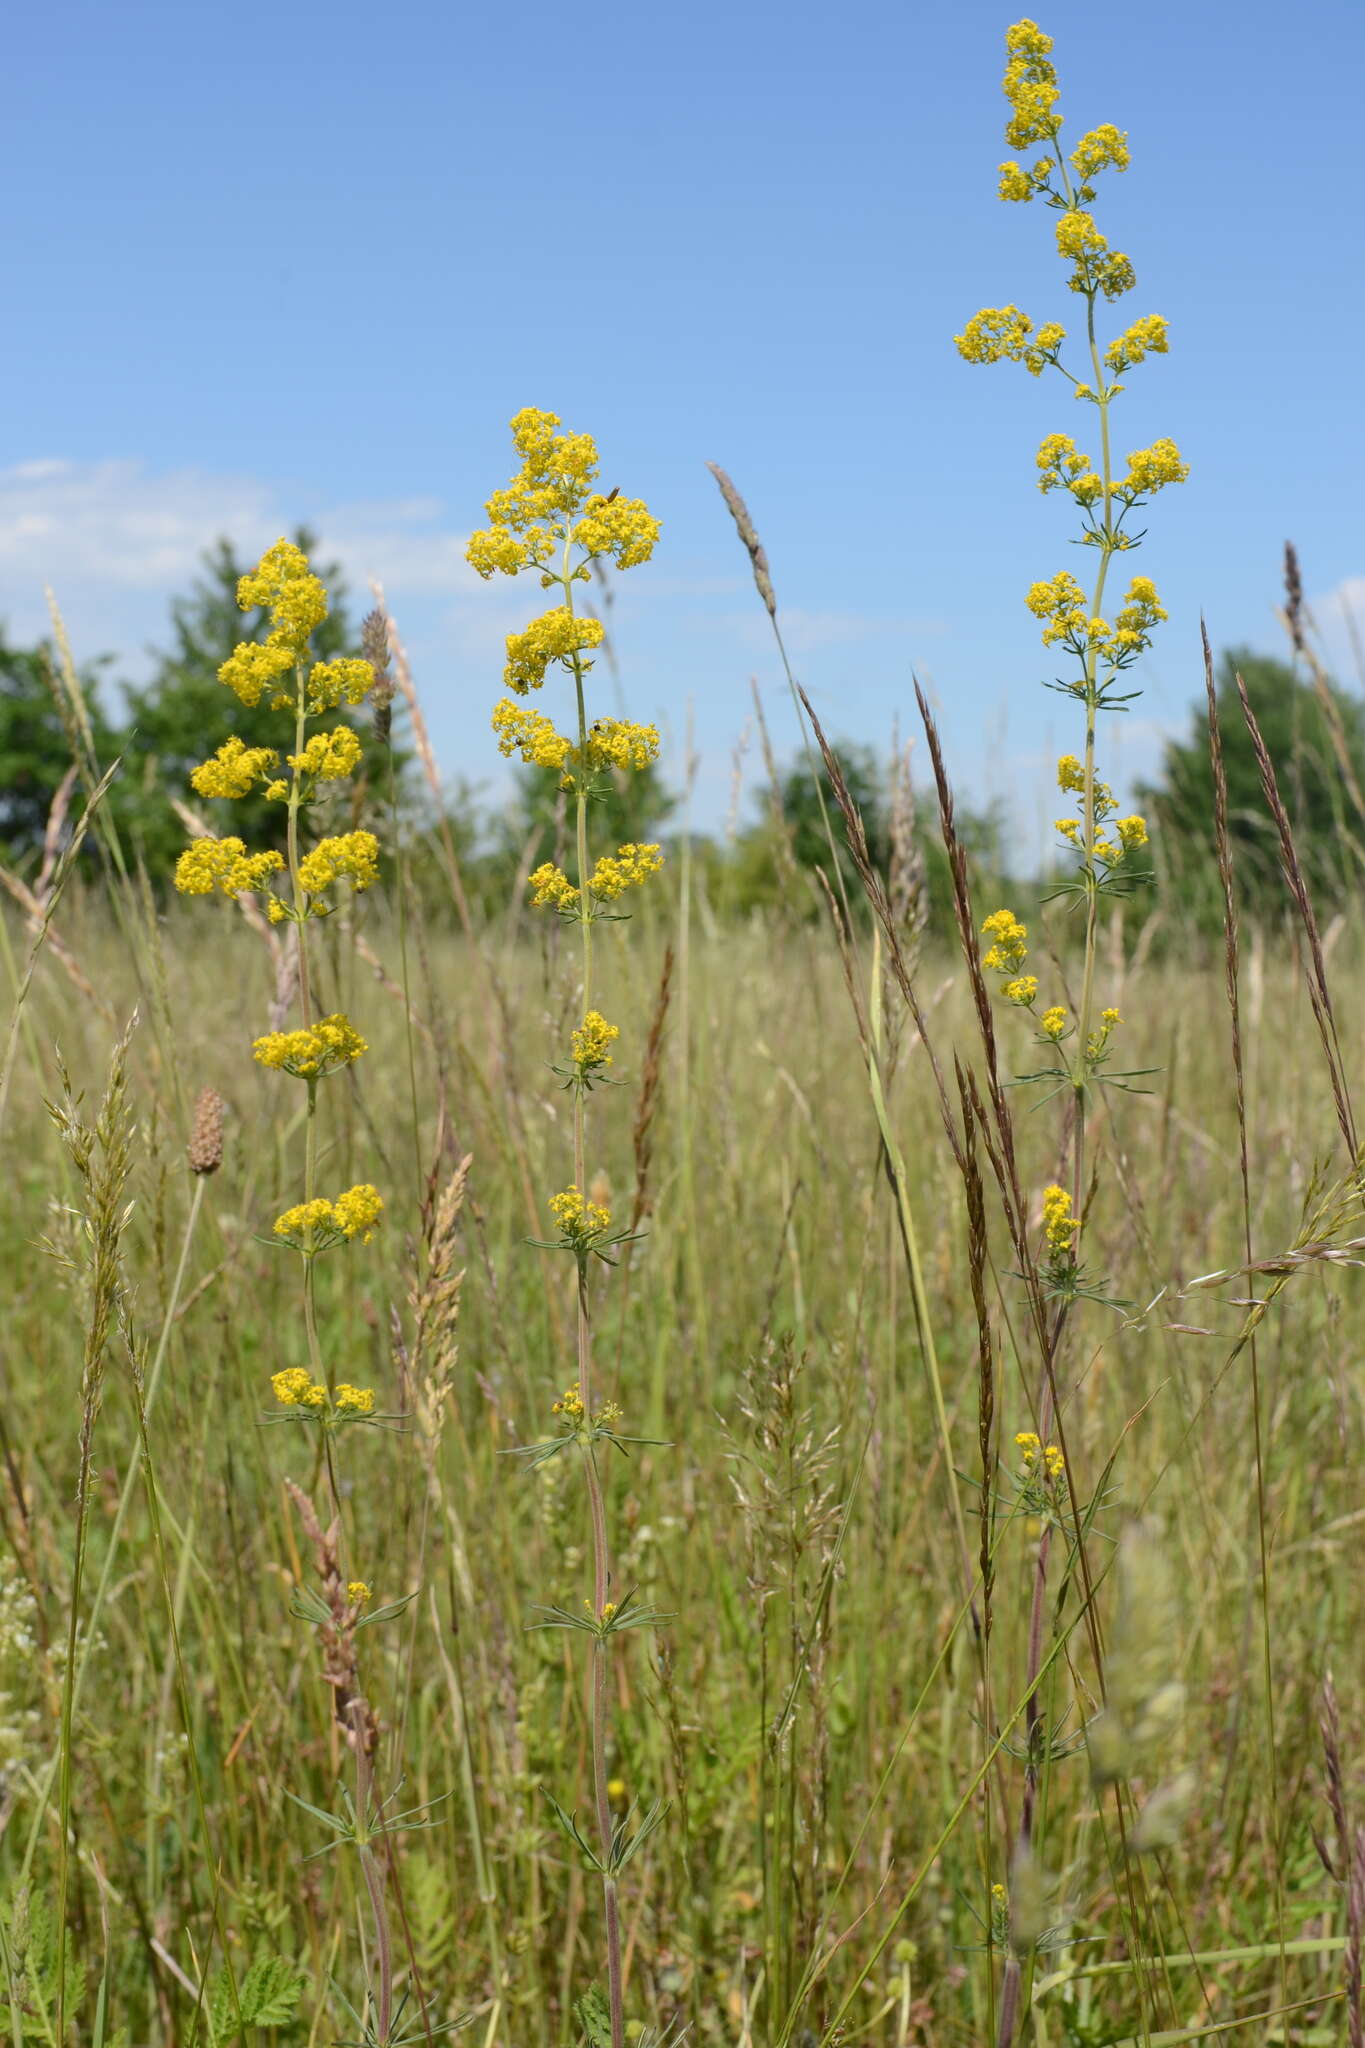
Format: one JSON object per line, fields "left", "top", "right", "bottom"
{"left": 297, "top": 831, "right": 380, "bottom": 897}
{"left": 218, "top": 637, "right": 297, "bottom": 708}
{"left": 529, "top": 862, "right": 578, "bottom": 910}
{"left": 549, "top": 1185, "right": 612, "bottom": 1242}
{"left": 287, "top": 727, "right": 364, "bottom": 783}
{"left": 273, "top": 1197, "right": 334, "bottom": 1242}
{"left": 307, "top": 658, "right": 374, "bottom": 714}
{"left": 1041, "top": 1006, "right": 1068, "bottom": 1039}
{"left": 573, "top": 492, "right": 661, "bottom": 570}
{"left": 571, "top": 1010, "right": 619, "bottom": 1071}
{"left": 174, "top": 837, "right": 285, "bottom": 899}
{"left": 1003, "top": 975, "right": 1038, "bottom": 1006}
{"left": 252, "top": 1012, "right": 368, "bottom": 1079}
{"left": 981, "top": 908, "right": 1027, "bottom": 975}
{"left": 347, "top": 1581, "right": 372, "bottom": 1604}
{"left": 333, "top": 1184, "right": 384, "bottom": 1241}
{"left": 1002, "top": 21, "right": 1061, "bottom": 150}
{"left": 467, "top": 407, "right": 660, "bottom": 579}
{"left": 577, "top": 719, "right": 661, "bottom": 774}
{"left": 1055, "top": 818, "right": 1081, "bottom": 843}
{"left": 1056, "top": 754, "right": 1085, "bottom": 793}
{"left": 1105, "top": 314, "right": 1168, "bottom": 372}
{"left": 271, "top": 1367, "right": 313, "bottom": 1405}
{"left": 1110, "top": 575, "right": 1167, "bottom": 653}
{"left": 1042, "top": 1183, "right": 1075, "bottom": 1254}
{"left": 491, "top": 698, "right": 572, "bottom": 769}
{"left": 237, "top": 539, "right": 328, "bottom": 647}
{"left": 503, "top": 608, "right": 605, "bottom": 696}
{"left": 588, "top": 842, "right": 664, "bottom": 900}
{"left": 335, "top": 1384, "right": 376, "bottom": 1413}
{"left": 190, "top": 737, "right": 279, "bottom": 799}
{"left": 1055, "top": 209, "right": 1107, "bottom": 265}
{"left": 1102, "top": 1006, "right": 1120, "bottom": 1025}
{"left": 1117, "top": 815, "right": 1148, "bottom": 850}
{"left": 1070, "top": 124, "right": 1130, "bottom": 178}
{"left": 1121, "top": 439, "right": 1189, "bottom": 497}
{"left": 552, "top": 1381, "right": 586, "bottom": 1419}
{"left": 273, "top": 1185, "right": 383, "bottom": 1248}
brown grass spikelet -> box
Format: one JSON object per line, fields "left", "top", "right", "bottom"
{"left": 707, "top": 462, "right": 777, "bottom": 620}
{"left": 187, "top": 1087, "right": 224, "bottom": 1176}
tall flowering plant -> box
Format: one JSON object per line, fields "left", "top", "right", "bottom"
{"left": 467, "top": 409, "right": 665, "bottom": 2048}
{"left": 173, "top": 543, "right": 408, "bottom": 2033}
{"left": 954, "top": 22, "right": 1188, "bottom": 2042}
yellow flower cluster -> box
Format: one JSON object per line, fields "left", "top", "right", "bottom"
{"left": 1086, "top": 1007, "right": 1122, "bottom": 1061}
{"left": 1056, "top": 754, "right": 1086, "bottom": 793}
{"left": 1003, "top": 974, "right": 1038, "bottom": 1006}
{"left": 1026, "top": 570, "right": 1093, "bottom": 649}
{"left": 552, "top": 1381, "right": 586, "bottom": 1419}
{"left": 1121, "top": 439, "right": 1189, "bottom": 497}
{"left": 272, "top": 1367, "right": 327, "bottom": 1407}
{"left": 1035, "top": 432, "right": 1101, "bottom": 503}
{"left": 528, "top": 862, "right": 579, "bottom": 910}
{"left": 347, "top": 1581, "right": 372, "bottom": 1604}
{"left": 1105, "top": 313, "right": 1168, "bottom": 372}
{"left": 273, "top": 1183, "right": 384, "bottom": 1246}
{"left": 1054, "top": 209, "right": 1134, "bottom": 300}
{"left": 190, "top": 737, "right": 279, "bottom": 799}
{"left": 270, "top": 1367, "right": 375, "bottom": 1412}
{"left": 571, "top": 1010, "right": 619, "bottom": 1072}
{"left": 997, "top": 155, "right": 1054, "bottom": 203}
{"left": 1070, "top": 124, "right": 1129, "bottom": 178}
{"left": 252, "top": 1012, "right": 367, "bottom": 1080}
{"left": 1109, "top": 574, "right": 1167, "bottom": 651}
{"left": 955, "top": 305, "right": 1065, "bottom": 374}
{"left": 465, "top": 407, "right": 660, "bottom": 580}
{"left": 297, "top": 831, "right": 380, "bottom": 898}
{"left": 306, "top": 659, "right": 376, "bottom": 714}
{"left": 981, "top": 908, "right": 1028, "bottom": 976}
{"left": 491, "top": 698, "right": 572, "bottom": 768}
{"left": 579, "top": 719, "right": 661, "bottom": 773}
{"left": 549, "top": 1185, "right": 612, "bottom": 1243}
{"left": 1016, "top": 1430, "right": 1065, "bottom": 1480}
{"left": 1041, "top": 1005, "right": 1068, "bottom": 1039}
{"left": 1028, "top": 573, "right": 1165, "bottom": 661}
{"left": 174, "top": 837, "right": 284, "bottom": 898}
{"left": 589, "top": 842, "right": 664, "bottom": 899}
{"left": 219, "top": 540, "right": 328, "bottom": 707}
{"left": 504, "top": 608, "right": 606, "bottom": 696}
{"left": 287, "top": 726, "right": 364, "bottom": 783}
{"left": 1042, "top": 1183, "right": 1075, "bottom": 1253}
{"left": 1002, "top": 18, "right": 1060, "bottom": 150}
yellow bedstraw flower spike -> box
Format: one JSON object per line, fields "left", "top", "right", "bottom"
{"left": 1070, "top": 124, "right": 1130, "bottom": 178}
{"left": 332, "top": 1184, "right": 384, "bottom": 1241}
{"left": 1003, "top": 975, "right": 1038, "bottom": 1006}
{"left": 552, "top": 1382, "right": 586, "bottom": 1419}
{"left": 1056, "top": 754, "right": 1086, "bottom": 792}
{"left": 529, "top": 862, "right": 579, "bottom": 910}
{"left": 549, "top": 1185, "right": 612, "bottom": 1243}
{"left": 237, "top": 539, "right": 329, "bottom": 646}
{"left": 1121, "top": 439, "right": 1190, "bottom": 496}
{"left": 1025, "top": 570, "right": 1090, "bottom": 648}
{"left": 1041, "top": 1006, "right": 1068, "bottom": 1039}
{"left": 287, "top": 726, "right": 364, "bottom": 783}
{"left": 190, "top": 737, "right": 279, "bottom": 799}
{"left": 1116, "top": 815, "right": 1148, "bottom": 850}
{"left": 1015, "top": 1430, "right": 1041, "bottom": 1466}
{"left": 1102, "top": 1007, "right": 1120, "bottom": 1025}
{"left": 1105, "top": 314, "right": 1168, "bottom": 372}
{"left": 491, "top": 699, "right": 573, "bottom": 769}
{"left": 1110, "top": 576, "right": 1167, "bottom": 653}
{"left": 588, "top": 842, "right": 664, "bottom": 900}
{"left": 273, "top": 1197, "right": 334, "bottom": 1241}
{"left": 571, "top": 1010, "right": 620, "bottom": 1072}
{"left": 252, "top": 1013, "right": 368, "bottom": 1080}
{"left": 955, "top": 305, "right": 1064, "bottom": 373}
{"left": 1035, "top": 433, "right": 1091, "bottom": 493}
{"left": 503, "top": 609, "right": 606, "bottom": 696}
{"left": 981, "top": 908, "right": 1028, "bottom": 975}
{"left": 173, "top": 838, "right": 285, "bottom": 898}
{"left": 997, "top": 158, "right": 1052, "bottom": 202}
{"left": 572, "top": 492, "right": 661, "bottom": 570}
{"left": 272, "top": 1367, "right": 313, "bottom": 1405}
{"left": 297, "top": 831, "right": 380, "bottom": 897}
{"left": 1002, "top": 19, "right": 1061, "bottom": 150}
{"left": 1044, "top": 1444, "right": 1065, "bottom": 1480}
{"left": 218, "top": 637, "right": 297, "bottom": 708}
{"left": 1055, "top": 818, "right": 1081, "bottom": 843}
{"left": 1042, "top": 1183, "right": 1076, "bottom": 1253}
{"left": 335, "top": 1384, "right": 376, "bottom": 1413}
{"left": 347, "top": 1581, "right": 372, "bottom": 1605}
{"left": 1055, "top": 208, "right": 1107, "bottom": 265}
{"left": 306, "top": 658, "right": 375, "bottom": 714}
{"left": 577, "top": 719, "right": 661, "bottom": 774}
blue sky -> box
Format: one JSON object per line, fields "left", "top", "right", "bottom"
{"left": 5, "top": 0, "right": 1362, "bottom": 850}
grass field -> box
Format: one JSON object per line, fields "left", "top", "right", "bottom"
{"left": 1, "top": 867, "right": 1362, "bottom": 2045}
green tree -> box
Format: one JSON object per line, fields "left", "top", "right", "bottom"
{"left": 118, "top": 530, "right": 365, "bottom": 875}
{"left": 0, "top": 629, "right": 121, "bottom": 865}
{"left": 1139, "top": 647, "right": 1365, "bottom": 926}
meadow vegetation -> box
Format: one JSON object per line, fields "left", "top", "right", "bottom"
{"left": 2, "top": 17, "right": 1364, "bottom": 2048}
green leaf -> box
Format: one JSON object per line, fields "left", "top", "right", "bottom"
{"left": 574, "top": 1983, "right": 613, "bottom": 2048}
